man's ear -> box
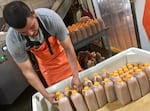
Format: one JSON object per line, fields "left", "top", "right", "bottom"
{"left": 31, "top": 10, "right": 36, "bottom": 17}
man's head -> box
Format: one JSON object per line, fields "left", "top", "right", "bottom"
{"left": 3, "top": 1, "right": 39, "bottom": 36}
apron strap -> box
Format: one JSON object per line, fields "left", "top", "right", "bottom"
{"left": 37, "top": 17, "right": 53, "bottom": 55}
{"left": 25, "top": 36, "right": 41, "bottom": 50}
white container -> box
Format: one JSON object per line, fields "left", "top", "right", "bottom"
{"left": 32, "top": 48, "right": 150, "bottom": 111}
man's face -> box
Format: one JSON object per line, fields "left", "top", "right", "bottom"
{"left": 16, "top": 15, "right": 39, "bottom": 37}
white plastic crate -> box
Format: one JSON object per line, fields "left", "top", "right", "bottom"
{"left": 32, "top": 47, "right": 150, "bottom": 111}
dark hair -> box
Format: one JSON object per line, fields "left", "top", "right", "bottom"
{"left": 3, "top": 1, "right": 32, "bottom": 28}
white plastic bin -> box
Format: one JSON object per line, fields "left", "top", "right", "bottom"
{"left": 32, "top": 47, "right": 150, "bottom": 111}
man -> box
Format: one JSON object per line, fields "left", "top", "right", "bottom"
{"left": 3, "top": 1, "right": 82, "bottom": 104}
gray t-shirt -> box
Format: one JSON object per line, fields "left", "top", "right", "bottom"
{"left": 6, "top": 8, "right": 69, "bottom": 63}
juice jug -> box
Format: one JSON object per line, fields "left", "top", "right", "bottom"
{"left": 93, "top": 72, "right": 103, "bottom": 84}
{"left": 115, "top": 78, "right": 131, "bottom": 105}
{"left": 70, "top": 90, "right": 88, "bottom": 111}
{"left": 101, "top": 69, "right": 110, "bottom": 79}
{"left": 134, "top": 69, "right": 150, "bottom": 96}
{"left": 83, "top": 77, "right": 93, "bottom": 87}
{"left": 64, "top": 86, "right": 72, "bottom": 97}
{"left": 126, "top": 74, "right": 141, "bottom": 101}
{"left": 84, "top": 23, "right": 93, "bottom": 37}
{"left": 56, "top": 91, "right": 73, "bottom": 111}
{"left": 110, "top": 72, "right": 120, "bottom": 82}
{"left": 92, "top": 81, "right": 107, "bottom": 108}
{"left": 103, "top": 78, "right": 117, "bottom": 102}
{"left": 143, "top": 64, "right": 150, "bottom": 83}
{"left": 82, "top": 86, "right": 99, "bottom": 111}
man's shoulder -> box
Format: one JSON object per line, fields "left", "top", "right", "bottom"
{"left": 6, "top": 28, "right": 18, "bottom": 39}
{"left": 35, "top": 8, "right": 55, "bottom": 17}
{"left": 6, "top": 28, "right": 22, "bottom": 45}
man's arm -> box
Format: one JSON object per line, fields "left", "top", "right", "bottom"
{"left": 60, "top": 36, "right": 82, "bottom": 91}
{"left": 16, "top": 58, "right": 57, "bottom": 104}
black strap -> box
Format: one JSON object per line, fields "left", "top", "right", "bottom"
{"left": 25, "top": 36, "right": 41, "bottom": 50}
{"left": 37, "top": 17, "right": 53, "bottom": 55}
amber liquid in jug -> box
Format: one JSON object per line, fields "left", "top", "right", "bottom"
{"left": 92, "top": 81, "right": 107, "bottom": 108}
{"left": 103, "top": 78, "right": 117, "bottom": 103}
{"left": 82, "top": 86, "right": 99, "bottom": 111}
{"left": 126, "top": 74, "right": 141, "bottom": 101}
{"left": 70, "top": 90, "right": 88, "bottom": 111}
{"left": 133, "top": 69, "right": 150, "bottom": 96}
{"left": 115, "top": 78, "right": 131, "bottom": 105}
{"left": 56, "top": 92, "right": 73, "bottom": 111}
{"left": 143, "top": 64, "right": 150, "bottom": 83}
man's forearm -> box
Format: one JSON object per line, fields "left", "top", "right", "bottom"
{"left": 24, "top": 70, "right": 49, "bottom": 98}
{"left": 17, "top": 59, "right": 49, "bottom": 98}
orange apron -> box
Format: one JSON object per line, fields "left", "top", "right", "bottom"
{"left": 143, "top": 0, "right": 150, "bottom": 41}
{"left": 30, "top": 36, "right": 81, "bottom": 86}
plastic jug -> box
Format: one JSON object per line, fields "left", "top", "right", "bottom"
{"left": 70, "top": 90, "right": 88, "bottom": 111}
{"left": 82, "top": 86, "right": 99, "bottom": 111}
{"left": 143, "top": 64, "right": 150, "bottom": 83}
{"left": 110, "top": 72, "right": 120, "bottom": 82}
{"left": 103, "top": 78, "right": 117, "bottom": 102}
{"left": 84, "top": 23, "right": 93, "bottom": 37}
{"left": 64, "top": 86, "right": 72, "bottom": 97}
{"left": 133, "top": 69, "right": 150, "bottom": 96}
{"left": 101, "top": 69, "right": 110, "bottom": 79}
{"left": 126, "top": 74, "right": 141, "bottom": 101}
{"left": 83, "top": 77, "right": 93, "bottom": 87}
{"left": 93, "top": 72, "right": 103, "bottom": 84}
{"left": 115, "top": 78, "right": 131, "bottom": 105}
{"left": 92, "top": 81, "right": 107, "bottom": 108}
{"left": 56, "top": 91, "right": 73, "bottom": 111}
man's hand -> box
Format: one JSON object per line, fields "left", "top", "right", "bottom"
{"left": 72, "top": 74, "right": 83, "bottom": 91}
{"left": 45, "top": 93, "right": 58, "bottom": 105}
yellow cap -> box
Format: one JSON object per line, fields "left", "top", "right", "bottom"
{"left": 133, "top": 67, "right": 138, "bottom": 71}
{"left": 123, "top": 65, "right": 127, "bottom": 69}
{"left": 126, "top": 74, "right": 132, "bottom": 78}
{"left": 113, "top": 72, "right": 118, "bottom": 76}
{"left": 104, "top": 78, "right": 109, "bottom": 82}
{"left": 93, "top": 72, "right": 99, "bottom": 77}
{"left": 94, "top": 81, "right": 100, "bottom": 86}
{"left": 123, "top": 68, "right": 128, "bottom": 72}
{"left": 72, "top": 90, "right": 77, "bottom": 95}
{"left": 84, "top": 77, "right": 89, "bottom": 81}
{"left": 128, "top": 65, "right": 133, "bottom": 69}
{"left": 58, "top": 94, "right": 64, "bottom": 99}
{"left": 144, "top": 63, "right": 150, "bottom": 67}
{"left": 129, "top": 70, "right": 133, "bottom": 74}
{"left": 65, "top": 86, "right": 70, "bottom": 91}
{"left": 135, "top": 69, "right": 142, "bottom": 73}
{"left": 117, "top": 78, "right": 122, "bottom": 82}
{"left": 127, "top": 63, "right": 132, "bottom": 66}
{"left": 84, "top": 86, "right": 89, "bottom": 90}
{"left": 119, "top": 70, "right": 124, "bottom": 75}
{"left": 102, "top": 69, "right": 107, "bottom": 73}
{"left": 56, "top": 91, "right": 61, "bottom": 97}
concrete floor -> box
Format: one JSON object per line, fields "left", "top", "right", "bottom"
{"left": 0, "top": 86, "right": 36, "bottom": 111}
